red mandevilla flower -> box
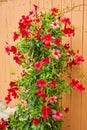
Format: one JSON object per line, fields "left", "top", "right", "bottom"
{"left": 10, "top": 45, "right": 17, "bottom": 54}
{"left": 41, "top": 94, "right": 48, "bottom": 102}
{"left": 32, "top": 117, "right": 39, "bottom": 126}
{"left": 70, "top": 79, "right": 79, "bottom": 88}
{"left": 5, "top": 81, "right": 18, "bottom": 104}
{"left": 13, "top": 55, "right": 21, "bottom": 64}
{"left": 62, "top": 27, "right": 75, "bottom": 37}
{"left": 70, "top": 79, "right": 85, "bottom": 93}
{"left": 41, "top": 106, "right": 51, "bottom": 120}
{"left": 37, "top": 79, "right": 47, "bottom": 88}
{"left": 44, "top": 42, "right": 51, "bottom": 48}
{"left": 13, "top": 32, "right": 19, "bottom": 41}
{"left": 0, "top": 118, "right": 7, "bottom": 130}
{"left": 41, "top": 57, "right": 50, "bottom": 65}
{"left": 76, "top": 84, "right": 85, "bottom": 93}
{"left": 54, "top": 37, "right": 61, "bottom": 46}
{"left": 13, "top": 53, "right": 24, "bottom": 64}
{"left": 36, "top": 89, "right": 45, "bottom": 97}
{"left": 5, "top": 94, "right": 12, "bottom": 104}
{"left": 74, "top": 55, "right": 84, "bottom": 65}
{"left": 4, "top": 45, "right": 10, "bottom": 55}
{"left": 34, "top": 61, "right": 42, "bottom": 71}
{"left": 51, "top": 8, "right": 58, "bottom": 15}
{"left": 41, "top": 33, "right": 52, "bottom": 44}
{"left": 64, "top": 107, "right": 69, "bottom": 113}
{"left": 50, "top": 80, "right": 56, "bottom": 89}
{"left": 64, "top": 43, "right": 70, "bottom": 50}
{"left": 33, "top": 4, "right": 38, "bottom": 11}
{"left": 52, "top": 110, "right": 62, "bottom": 120}
{"left": 61, "top": 17, "right": 71, "bottom": 26}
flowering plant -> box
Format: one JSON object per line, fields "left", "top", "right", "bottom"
{"left": 1, "top": 4, "right": 85, "bottom": 130}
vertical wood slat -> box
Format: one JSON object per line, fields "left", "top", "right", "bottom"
{"left": 71, "top": 0, "right": 84, "bottom": 130}
{"left": 0, "top": 3, "right": 8, "bottom": 101}
{"left": 61, "top": 1, "right": 72, "bottom": 130}
{"left": 82, "top": 0, "right": 87, "bottom": 129}
{"left": 0, "top": 0, "right": 87, "bottom": 129}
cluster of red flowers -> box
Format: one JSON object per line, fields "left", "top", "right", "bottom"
{"left": 63, "top": 43, "right": 84, "bottom": 68}
{"left": 0, "top": 118, "right": 7, "bottom": 130}
{"left": 34, "top": 57, "right": 50, "bottom": 71}
{"left": 68, "top": 55, "right": 84, "bottom": 68}
{"left": 32, "top": 105, "right": 62, "bottom": 125}
{"left": 5, "top": 44, "right": 24, "bottom": 64}
{"left": 61, "top": 17, "right": 75, "bottom": 37}
{"left": 36, "top": 79, "right": 57, "bottom": 101}
{"left": 31, "top": 118, "right": 39, "bottom": 126}
{"left": 5, "top": 81, "right": 18, "bottom": 104}
{"left": 70, "top": 79, "right": 85, "bottom": 93}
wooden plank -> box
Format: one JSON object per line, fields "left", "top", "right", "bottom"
{"left": 70, "top": 0, "right": 83, "bottom": 130}
{"left": 61, "top": 1, "right": 72, "bottom": 130}
{"left": 43, "top": 0, "right": 52, "bottom": 11}
{"left": 81, "top": 0, "right": 87, "bottom": 129}
{"left": 51, "top": 0, "right": 62, "bottom": 9}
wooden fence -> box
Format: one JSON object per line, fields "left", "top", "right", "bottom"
{"left": 0, "top": 0, "right": 87, "bottom": 130}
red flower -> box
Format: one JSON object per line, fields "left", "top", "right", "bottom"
{"left": 70, "top": 79, "right": 85, "bottom": 93}
{"left": 42, "top": 33, "right": 52, "bottom": 44}
{"left": 41, "top": 106, "right": 51, "bottom": 120}
{"left": 54, "top": 38, "right": 61, "bottom": 46}
{"left": 4, "top": 45, "right": 10, "bottom": 55}
{"left": 51, "top": 8, "right": 58, "bottom": 15}
{"left": 62, "top": 27, "right": 75, "bottom": 37}
{"left": 64, "top": 107, "right": 69, "bottom": 113}
{"left": 33, "top": 4, "right": 38, "bottom": 11}
{"left": 13, "top": 53, "right": 24, "bottom": 64}
{"left": 70, "top": 79, "right": 79, "bottom": 88}
{"left": 41, "top": 94, "right": 47, "bottom": 102}
{"left": 5, "top": 81, "right": 18, "bottom": 104}
{"left": 41, "top": 57, "right": 50, "bottom": 65}
{"left": 13, "top": 32, "right": 19, "bottom": 41}
{"left": 76, "top": 84, "right": 85, "bottom": 93}
{"left": 61, "top": 17, "right": 71, "bottom": 26}
{"left": 34, "top": 62, "right": 42, "bottom": 71}
{"left": 32, "top": 118, "right": 39, "bottom": 126}
{"left": 52, "top": 110, "right": 62, "bottom": 120}
{"left": 50, "top": 80, "right": 56, "bottom": 89}
{"left": 0, "top": 118, "right": 7, "bottom": 130}
{"left": 74, "top": 55, "right": 84, "bottom": 65}
{"left": 37, "top": 79, "right": 46, "bottom": 88}
{"left": 50, "top": 96, "right": 57, "bottom": 103}
{"left": 44, "top": 42, "right": 51, "bottom": 48}
{"left": 64, "top": 43, "right": 70, "bottom": 50}
{"left": 67, "top": 60, "right": 75, "bottom": 68}
{"left": 21, "top": 29, "right": 30, "bottom": 38}
{"left": 36, "top": 89, "right": 44, "bottom": 96}
{"left": 34, "top": 18, "right": 41, "bottom": 23}
{"left": 10, "top": 46, "right": 17, "bottom": 54}
{"left": 5, "top": 94, "right": 12, "bottom": 104}
{"left": 29, "top": 10, "right": 35, "bottom": 17}
{"left": 13, "top": 55, "right": 21, "bottom": 64}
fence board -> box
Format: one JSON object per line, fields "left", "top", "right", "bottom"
{"left": 82, "top": 0, "right": 87, "bottom": 129}
{"left": 71, "top": 0, "right": 84, "bottom": 130}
